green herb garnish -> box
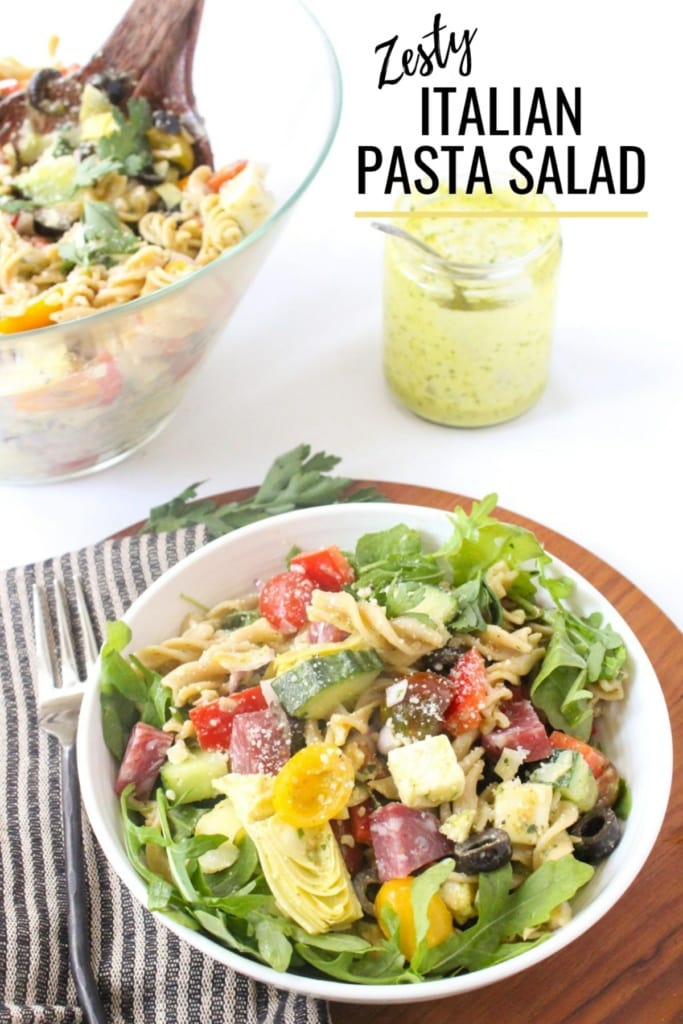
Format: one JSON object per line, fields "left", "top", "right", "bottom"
{"left": 140, "top": 444, "right": 389, "bottom": 538}
{"left": 73, "top": 153, "right": 121, "bottom": 188}
{"left": 96, "top": 97, "right": 153, "bottom": 177}
{"left": 58, "top": 199, "right": 140, "bottom": 267}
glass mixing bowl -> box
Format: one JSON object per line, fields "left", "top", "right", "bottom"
{"left": 0, "top": 0, "right": 342, "bottom": 483}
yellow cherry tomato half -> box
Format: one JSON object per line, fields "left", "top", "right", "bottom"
{"left": 0, "top": 295, "right": 59, "bottom": 334}
{"left": 375, "top": 877, "right": 453, "bottom": 961}
{"left": 273, "top": 742, "right": 355, "bottom": 829}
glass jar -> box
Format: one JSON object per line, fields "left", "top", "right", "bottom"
{"left": 383, "top": 188, "right": 562, "bottom": 427}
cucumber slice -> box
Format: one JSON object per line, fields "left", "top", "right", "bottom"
{"left": 530, "top": 749, "right": 598, "bottom": 812}
{"left": 160, "top": 748, "right": 228, "bottom": 804}
{"left": 15, "top": 154, "right": 79, "bottom": 205}
{"left": 271, "top": 649, "right": 383, "bottom": 719}
{"left": 408, "top": 584, "right": 458, "bottom": 624}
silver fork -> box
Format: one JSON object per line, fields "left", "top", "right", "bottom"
{"left": 34, "top": 578, "right": 108, "bottom": 1024}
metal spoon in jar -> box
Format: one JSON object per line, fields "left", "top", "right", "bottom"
{"left": 371, "top": 220, "right": 475, "bottom": 308}
{"left": 371, "top": 220, "right": 454, "bottom": 270}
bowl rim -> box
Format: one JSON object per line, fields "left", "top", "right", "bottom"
{"left": 77, "top": 502, "right": 674, "bottom": 1003}
{"left": 0, "top": 0, "right": 343, "bottom": 347}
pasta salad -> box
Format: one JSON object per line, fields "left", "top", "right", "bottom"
{"left": 102, "top": 496, "right": 630, "bottom": 983}
{"left": 0, "top": 54, "right": 272, "bottom": 331}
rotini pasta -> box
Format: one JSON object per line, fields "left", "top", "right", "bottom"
{"left": 309, "top": 589, "right": 449, "bottom": 667}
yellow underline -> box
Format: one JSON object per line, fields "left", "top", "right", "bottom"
{"left": 356, "top": 210, "right": 648, "bottom": 219}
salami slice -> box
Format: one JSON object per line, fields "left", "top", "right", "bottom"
{"left": 481, "top": 699, "right": 552, "bottom": 763}
{"left": 114, "top": 721, "right": 173, "bottom": 798}
{"left": 229, "top": 708, "right": 291, "bottom": 776}
{"left": 369, "top": 803, "right": 452, "bottom": 882}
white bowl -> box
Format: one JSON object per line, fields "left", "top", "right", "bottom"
{"left": 78, "top": 503, "right": 673, "bottom": 1004}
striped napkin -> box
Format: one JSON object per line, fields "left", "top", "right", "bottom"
{"left": 0, "top": 528, "right": 331, "bottom": 1024}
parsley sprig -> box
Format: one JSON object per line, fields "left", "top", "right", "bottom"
{"left": 96, "top": 97, "right": 153, "bottom": 177}
{"left": 55, "top": 97, "right": 153, "bottom": 194}
{"left": 140, "top": 444, "right": 388, "bottom": 538}
{"left": 58, "top": 199, "right": 140, "bottom": 267}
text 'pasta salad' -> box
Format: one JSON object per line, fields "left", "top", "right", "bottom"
{"left": 101, "top": 496, "right": 630, "bottom": 983}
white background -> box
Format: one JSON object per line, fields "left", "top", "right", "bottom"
{"left": 1, "top": 0, "right": 681, "bottom": 629}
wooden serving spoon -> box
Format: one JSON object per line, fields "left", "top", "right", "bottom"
{"left": 0, "top": 0, "right": 212, "bottom": 166}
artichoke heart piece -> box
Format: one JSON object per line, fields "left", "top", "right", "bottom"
{"left": 213, "top": 773, "right": 275, "bottom": 823}
{"left": 248, "top": 815, "right": 362, "bottom": 934}
{"left": 214, "top": 772, "right": 362, "bottom": 934}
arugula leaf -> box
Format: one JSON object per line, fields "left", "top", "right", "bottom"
{"left": 531, "top": 607, "right": 627, "bottom": 740}
{"left": 351, "top": 523, "right": 444, "bottom": 601}
{"left": 531, "top": 617, "right": 594, "bottom": 739}
{"left": 96, "top": 97, "right": 153, "bottom": 177}
{"left": 140, "top": 445, "right": 389, "bottom": 538}
{"left": 291, "top": 930, "right": 372, "bottom": 954}
{"left": 409, "top": 859, "right": 455, "bottom": 971}
{"left": 439, "top": 492, "right": 547, "bottom": 585}
{"left": 421, "top": 856, "right": 593, "bottom": 975}
{"left": 59, "top": 199, "right": 140, "bottom": 267}
{"left": 448, "top": 576, "right": 503, "bottom": 631}
{"left": 100, "top": 622, "right": 145, "bottom": 758}
{"left": 255, "top": 919, "right": 293, "bottom": 972}
{"left": 136, "top": 657, "right": 172, "bottom": 730}
{"left": 202, "top": 837, "right": 260, "bottom": 897}
{"left": 295, "top": 942, "right": 416, "bottom": 984}
{"left": 99, "top": 620, "right": 167, "bottom": 756}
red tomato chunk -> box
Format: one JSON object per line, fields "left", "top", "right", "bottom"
{"left": 330, "top": 818, "right": 364, "bottom": 876}
{"left": 548, "top": 730, "right": 609, "bottom": 777}
{"left": 115, "top": 722, "right": 173, "bottom": 799}
{"left": 258, "top": 571, "right": 316, "bottom": 634}
{"left": 349, "top": 799, "right": 374, "bottom": 845}
{"left": 189, "top": 686, "right": 267, "bottom": 751}
{"left": 289, "top": 545, "right": 355, "bottom": 591}
{"left": 444, "top": 648, "right": 488, "bottom": 735}
{"left": 387, "top": 671, "right": 455, "bottom": 739}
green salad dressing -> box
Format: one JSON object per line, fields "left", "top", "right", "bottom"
{"left": 383, "top": 189, "right": 561, "bottom": 427}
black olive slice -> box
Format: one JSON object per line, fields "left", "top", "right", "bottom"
{"left": 452, "top": 827, "right": 513, "bottom": 874}
{"left": 86, "top": 71, "right": 134, "bottom": 107}
{"left": 33, "top": 207, "right": 78, "bottom": 238}
{"left": 76, "top": 142, "right": 96, "bottom": 161}
{"left": 418, "top": 644, "right": 462, "bottom": 675}
{"left": 27, "top": 68, "right": 64, "bottom": 114}
{"left": 569, "top": 807, "right": 622, "bottom": 864}
{"left": 152, "top": 109, "right": 181, "bottom": 135}
{"left": 352, "top": 867, "right": 380, "bottom": 917}
{"left": 136, "top": 166, "right": 165, "bottom": 185}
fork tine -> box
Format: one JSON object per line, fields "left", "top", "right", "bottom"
{"left": 33, "top": 584, "right": 57, "bottom": 700}
{"left": 53, "top": 579, "right": 81, "bottom": 689}
{"left": 73, "top": 577, "right": 99, "bottom": 672}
